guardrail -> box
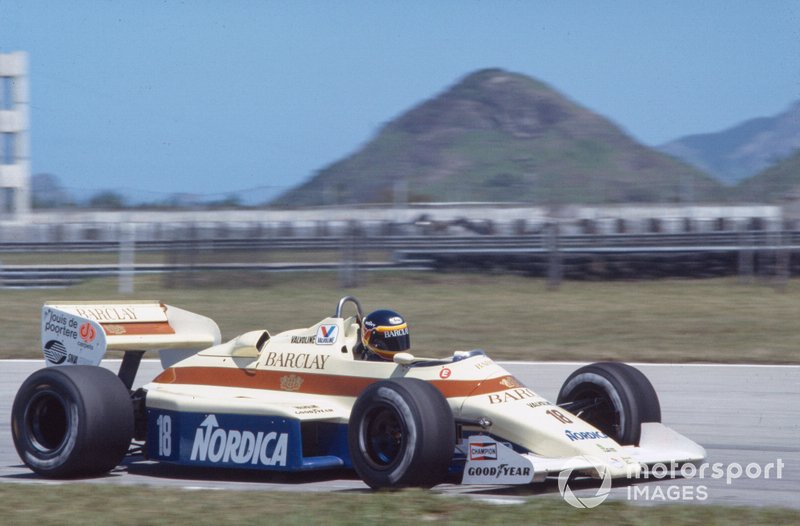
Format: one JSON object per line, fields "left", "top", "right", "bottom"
{"left": 1, "top": 230, "right": 798, "bottom": 288}
{"left": 1, "top": 230, "right": 799, "bottom": 253}
{"left": 0, "top": 261, "right": 434, "bottom": 288}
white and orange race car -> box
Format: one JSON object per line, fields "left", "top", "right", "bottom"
{"left": 12, "top": 296, "right": 705, "bottom": 488}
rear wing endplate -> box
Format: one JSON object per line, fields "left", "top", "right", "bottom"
{"left": 42, "top": 301, "right": 221, "bottom": 367}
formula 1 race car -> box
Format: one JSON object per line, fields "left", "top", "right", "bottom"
{"left": 12, "top": 297, "right": 705, "bottom": 488}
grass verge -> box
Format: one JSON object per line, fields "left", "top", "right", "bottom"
{"left": 0, "top": 484, "right": 796, "bottom": 526}
{"left": 1, "top": 273, "right": 799, "bottom": 363}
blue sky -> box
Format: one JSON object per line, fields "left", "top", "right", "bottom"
{"left": 2, "top": 1, "right": 799, "bottom": 203}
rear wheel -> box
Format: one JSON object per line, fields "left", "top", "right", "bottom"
{"left": 348, "top": 378, "right": 454, "bottom": 489}
{"left": 557, "top": 362, "right": 660, "bottom": 446}
{"left": 11, "top": 366, "right": 134, "bottom": 477}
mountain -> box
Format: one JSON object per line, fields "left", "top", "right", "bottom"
{"left": 734, "top": 149, "right": 800, "bottom": 203}
{"left": 274, "top": 69, "right": 721, "bottom": 206}
{"left": 659, "top": 101, "right": 800, "bottom": 185}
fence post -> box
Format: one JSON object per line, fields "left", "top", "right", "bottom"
{"left": 118, "top": 220, "right": 135, "bottom": 294}
{"left": 339, "top": 221, "right": 362, "bottom": 288}
{"left": 163, "top": 223, "right": 176, "bottom": 289}
{"left": 775, "top": 227, "right": 789, "bottom": 292}
{"left": 546, "top": 221, "right": 562, "bottom": 290}
{"left": 737, "top": 227, "right": 754, "bottom": 284}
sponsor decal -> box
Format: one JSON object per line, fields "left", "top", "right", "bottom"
{"left": 526, "top": 400, "right": 551, "bottom": 409}
{"left": 474, "top": 359, "right": 494, "bottom": 370}
{"left": 104, "top": 324, "right": 126, "bottom": 335}
{"left": 315, "top": 325, "right": 337, "bottom": 345}
{"left": 43, "top": 340, "right": 68, "bottom": 365}
{"left": 264, "top": 352, "right": 330, "bottom": 370}
{"left": 608, "top": 457, "right": 627, "bottom": 469}
{"left": 439, "top": 367, "right": 452, "bottom": 379}
{"left": 41, "top": 307, "right": 106, "bottom": 366}
{"left": 75, "top": 306, "right": 139, "bottom": 322}
{"left": 79, "top": 322, "right": 96, "bottom": 343}
{"left": 596, "top": 444, "right": 618, "bottom": 453}
{"left": 466, "top": 464, "right": 532, "bottom": 479}
{"left": 383, "top": 327, "right": 408, "bottom": 338}
{"left": 462, "top": 435, "right": 535, "bottom": 485}
{"left": 469, "top": 443, "right": 498, "bottom": 461}
{"left": 49, "top": 303, "right": 168, "bottom": 323}
{"left": 280, "top": 374, "right": 304, "bottom": 392}
{"left": 293, "top": 405, "right": 334, "bottom": 415}
{"left": 189, "top": 414, "right": 288, "bottom": 466}
{"left": 487, "top": 387, "right": 537, "bottom": 404}
{"left": 564, "top": 429, "right": 609, "bottom": 441}
{"left": 290, "top": 335, "right": 316, "bottom": 344}
{"left": 388, "top": 316, "right": 404, "bottom": 324}
{"left": 499, "top": 377, "right": 521, "bottom": 389}
{"left": 44, "top": 311, "right": 78, "bottom": 340}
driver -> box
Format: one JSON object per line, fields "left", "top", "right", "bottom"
{"left": 359, "top": 309, "right": 410, "bottom": 361}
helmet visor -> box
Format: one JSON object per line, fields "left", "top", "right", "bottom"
{"left": 373, "top": 324, "right": 410, "bottom": 354}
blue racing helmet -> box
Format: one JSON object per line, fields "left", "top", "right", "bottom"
{"left": 361, "top": 309, "right": 410, "bottom": 360}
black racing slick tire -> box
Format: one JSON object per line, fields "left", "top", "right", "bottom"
{"left": 556, "top": 362, "right": 661, "bottom": 446}
{"left": 348, "top": 378, "right": 455, "bottom": 489}
{"left": 11, "top": 366, "right": 135, "bottom": 478}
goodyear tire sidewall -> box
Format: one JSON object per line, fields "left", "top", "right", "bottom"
{"left": 355, "top": 385, "right": 418, "bottom": 485}
{"left": 557, "top": 362, "right": 661, "bottom": 446}
{"left": 348, "top": 378, "right": 454, "bottom": 489}
{"left": 11, "top": 366, "right": 134, "bottom": 478}
{"left": 12, "top": 379, "right": 83, "bottom": 473}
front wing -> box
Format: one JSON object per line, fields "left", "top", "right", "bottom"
{"left": 461, "top": 423, "right": 706, "bottom": 485}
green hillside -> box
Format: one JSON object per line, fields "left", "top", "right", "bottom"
{"left": 274, "top": 69, "right": 722, "bottom": 206}
{"left": 735, "top": 149, "right": 800, "bottom": 202}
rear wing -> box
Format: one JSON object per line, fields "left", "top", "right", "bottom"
{"left": 42, "top": 301, "right": 221, "bottom": 367}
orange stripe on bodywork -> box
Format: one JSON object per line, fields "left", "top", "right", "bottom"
{"left": 431, "top": 375, "right": 524, "bottom": 398}
{"left": 102, "top": 322, "right": 175, "bottom": 336}
{"left": 152, "top": 366, "right": 522, "bottom": 399}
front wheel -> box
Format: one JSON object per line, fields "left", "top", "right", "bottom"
{"left": 556, "top": 362, "right": 661, "bottom": 446}
{"left": 348, "top": 378, "right": 454, "bottom": 489}
{"left": 11, "top": 366, "right": 134, "bottom": 477}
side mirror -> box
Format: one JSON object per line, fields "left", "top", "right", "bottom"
{"left": 393, "top": 352, "right": 416, "bottom": 365}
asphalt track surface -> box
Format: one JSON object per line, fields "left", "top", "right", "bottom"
{"left": 0, "top": 360, "right": 797, "bottom": 509}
